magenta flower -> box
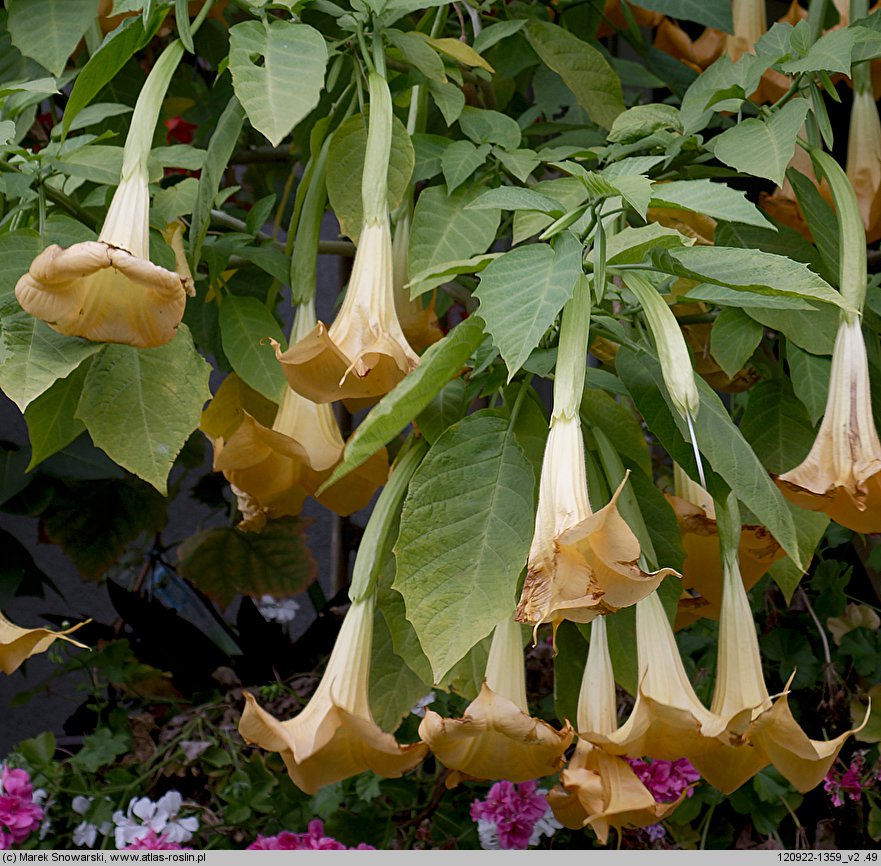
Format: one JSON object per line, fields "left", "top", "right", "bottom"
{"left": 627, "top": 758, "right": 700, "bottom": 803}
{"left": 248, "top": 820, "right": 374, "bottom": 850}
{"left": 470, "top": 780, "right": 561, "bottom": 850}
{"left": 123, "top": 830, "right": 191, "bottom": 850}
{"left": 824, "top": 753, "right": 869, "bottom": 808}
{"left": 0, "top": 766, "right": 44, "bottom": 847}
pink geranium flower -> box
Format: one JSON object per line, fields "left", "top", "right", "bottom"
{"left": 0, "top": 766, "right": 44, "bottom": 848}
{"left": 248, "top": 820, "right": 374, "bottom": 850}
{"left": 470, "top": 780, "right": 561, "bottom": 850}
{"left": 124, "top": 830, "right": 191, "bottom": 850}
{"left": 627, "top": 758, "right": 700, "bottom": 803}
{"left": 824, "top": 753, "right": 870, "bottom": 808}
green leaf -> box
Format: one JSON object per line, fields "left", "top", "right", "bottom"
{"left": 178, "top": 517, "right": 317, "bottom": 607}
{"left": 228, "top": 20, "right": 327, "bottom": 147}
{"left": 408, "top": 186, "right": 500, "bottom": 296}
{"left": 7, "top": 0, "right": 96, "bottom": 77}
{"left": 75, "top": 326, "right": 211, "bottom": 494}
{"left": 51, "top": 144, "right": 125, "bottom": 186}
{"left": 427, "top": 80, "right": 465, "bottom": 125}
{"left": 441, "top": 140, "right": 490, "bottom": 194}
{"left": 653, "top": 245, "right": 848, "bottom": 310}
{"left": 175, "top": 0, "right": 194, "bottom": 53}
{"left": 786, "top": 342, "right": 831, "bottom": 425}
{"left": 24, "top": 360, "right": 90, "bottom": 469}
{"left": 788, "top": 168, "right": 840, "bottom": 279}
{"left": 475, "top": 233, "right": 583, "bottom": 379}
{"left": 70, "top": 728, "right": 133, "bottom": 773}
{"left": 553, "top": 620, "right": 588, "bottom": 727}
{"left": 710, "top": 307, "right": 764, "bottom": 378}
{"left": 494, "top": 147, "right": 541, "bottom": 183}
{"left": 411, "top": 133, "right": 449, "bottom": 181}
{"left": 326, "top": 113, "right": 414, "bottom": 242}
{"left": 740, "top": 379, "right": 815, "bottom": 474}
{"left": 745, "top": 305, "right": 838, "bottom": 355}
{"left": 394, "top": 411, "right": 535, "bottom": 680}
{"left": 650, "top": 179, "right": 774, "bottom": 229}
{"left": 631, "top": 0, "right": 732, "bottom": 30}
{"left": 218, "top": 296, "right": 286, "bottom": 402}
{"left": 0, "top": 229, "right": 40, "bottom": 304}
{"left": 407, "top": 254, "right": 499, "bottom": 296}
{"left": 525, "top": 21, "right": 624, "bottom": 129}
{"left": 369, "top": 603, "right": 431, "bottom": 733}
{"left": 386, "top": 29, "right": 446, "bottom": 82}
{"left": 581, "top": 388, "right": 652, "bottom": 477}
{"left": 323, "top": 317, "right": 485, "bottom": 488}
{"left": 0, "top": 311, "right": 101, "bottom": 412}
{"left": 710, "top": 98, "right": 810, "bottom": 186}
{"left": 780, "top": 27, "right": 859, "bottom": 74}
{"left": 715, "top": 220, "right": 828, "bottom": 281}
{"left": 459, "top": 106, "right": 521, "bottom": 151}
{"left": 601, "top": 223, "right": 690, "bottom": 266}
{"left": 190, "top": 96, "right": 245, "bottom": 264}
{"left": 472, "top": 19, "right": 526, "bottom": 54}
{"left": 608, "top": 103, "right": 682, "bottom": 143}
{"left": 683, "top": 284, "right": 814, "bottom": 311}
{"left": 513, "top": 177, "right": 588, "bottom": 244}
{"left": 616, "top": 345, "right": 800, "bottom": 566}
{"left": 415, "top": 377, "right": 469, "bottom": 444}
{"left": 467, "top": 186, "right": 564, "bottom": 214}
{"left": 767, "top": 506, "right": 828, "bottom": 601}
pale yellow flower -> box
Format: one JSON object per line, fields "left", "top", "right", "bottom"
{"left": 239, "top": 594, "right": 427, "bottom": 794}
{"left": 418, "top": 616, "right": 573, "bottom": 787}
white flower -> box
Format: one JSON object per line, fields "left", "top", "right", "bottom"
{"left": 476, "top": 819, "right": 500, "bottom": 850}
{"left": 410, "top": 692, "right": 436, "bottom": 718}
{"left": 256, "top": 595, "right": 301, "bottom": 624}
{"left": 112, "top": 790, "right": 198, "bottom": 848}
{"left": 72, "top": 796, "right": 112, "bottom": 848}
{"left": 528, "top": 806, "right": 562, "bottom": 846}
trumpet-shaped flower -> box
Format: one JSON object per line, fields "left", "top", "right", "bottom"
{"left": 669, "top": 465, "right": 783, "bottom": 629}
{"left": 777, "top": 316, "right": 881, "bottom": 533}
{"left": 275, "top": 74, "right": 418, "bottom": 409}
{"left": 210, "top": 302, "right": 388, "bottom": 526}
{"left": 239, "top": 594, "right": 427, "bottom": 795}
{"left": 0, "top": 612, "right": 88, "bottom": 675}
{"left": 15, "top": 43, "right": 192, "bottom": 349}
{"left": 847, "top": 78, "right": 881, "bottom": 242}
{"left": 548, "top": 618, "right": 687, "bottom": 844}
{"left": 418, "top": 616, "right": 573, "bottom": 788}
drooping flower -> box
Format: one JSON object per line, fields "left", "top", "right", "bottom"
{"left": 847, "top": 82, "right": 881, "bottom": 243}
{"left": 0, "top": 766, "right": 44, "bottom": 846}
{"left": 419, "top": 616, "right": 573, "bottom": 787}
{"left": 239, "top": 594, "right": 427, "bottom": 794}
{"left": 0, "top": 612, "right": 88, "bottom": 675}
{"left": 248, "top": 819, "right": 374, "bottom": 850}
{"left": 516, "top": 277, "right": 677, "bottom": 633}
{"left": 15, "top": 42, "right": 193, "bottom": 349}
{"left": 470, "top": 781, "right": 560, "bottom": 850}
{"left": 777, "top": 316, "right": 881, "bottom": 533}
{"left": 548, "top": 618, "right": 689, "bottom": 844}
{"left": 111, "top": 791, "right": 198, "bottom": 849}
{"left": 210, "top": 301, "right": 389, "bottom": 527}
{"left": 275, "top": 73, "right": 418, "bottom": 409}
{"left": 668, "top": 464, "right": 783, "bottom": 629}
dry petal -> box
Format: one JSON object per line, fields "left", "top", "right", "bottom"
{"left": 0, "top": 612, "right": 88, "bottom": 675}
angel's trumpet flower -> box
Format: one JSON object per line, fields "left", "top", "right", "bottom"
{"left": 846, "top": 64, "right": 881, "bottom": 243}
{"left": 516, "top": 277, "right": 676, "bottom": 633}
{"left": 392, "top": 209, "right": 442, "bottom": 352}
{"left": 239, "top": 447, "right": 429, "bottom": 794}
{"left": 669, "top": 464, "right": 783, "bottom": 629}
{"left": 16, "top": 42, "right": 193, "bottom": 349}
{"left": 275, "top": 73, "right": 418, "bottom": 410}
{"left": 418, "top": 616, "right": 574, "bottom": 788}
{"left": 548, "top": 619, "right": 686, "bottom": 844}
{"left": 211, "top": 301, "right": 388, "bottom": 528}
{"left": 1, "top": 612, "right": 88, "bottom": 675}
{"left": 777, "top": 150, "right": 881, "bottom": 533}
{"left": 708, "top": 495, "right": 865, "bottom": 792}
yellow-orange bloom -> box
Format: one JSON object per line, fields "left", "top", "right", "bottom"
{"left": 847, "top": 84, "right": 881, "bottom": 243}
{"left": 548, "top": 618, "right": 686, "bottom": 844}
{"left": 418, "top": 616, "right": 573, "bottom": 787}
{"left": 777, "top": 316, "right": 881, "bottom": 533}
{"left": 275, "top": 74, "right": 418, "bottom": 410}
{"left": 1, "top": 612, "right": 88, "bottom": 675}
{"left": 15, "top": 43, "right": 192, "bottom": 349}
{"left": 239, "top": 594, "right": 426, "bottom": 794}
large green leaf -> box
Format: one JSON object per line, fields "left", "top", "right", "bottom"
{"left": 767, "top": 506, "right": 829, "bottom": 602}
{"left": 0, "top": 312, "right": 101, "bottom": 412}
{"left": 788, "top": 168, "right": 840, "bottom": 279}
{"left": 633, "top": 0, "right": 732, "bottom": 30}
{"left": 653, "top": 245, "right": 847, "bottom": 310}
{"left": 75, "top": 326, "right": 211, "bottom": 494}
{"left": 710, "top": 98, "right": 810, "bottom": 186}
{"left": 459, "top": 106, "right": 522, "bottom": 151}
{"left": 745, "top": 305, "right": 838, "bottom": 355}
{"left": 649, "top": 179, "right": 773, "bottom": 229}
{"left": 228, "top": 20, "right": 327, "bottom": 148}
{"left": 715, "top": 220, "right": 828, "bottom": 282}
{"left": 616, "top": 345, "right": 800, "bottom": 566}
{"left": 475, "top": 233, "right": 583, "bottom": 379}
{"left": 710, "top": 307, "right": 764, "bottom": 378}
{"left": 323, "top": 317, "right": 485, "bottom": 489}
{"left": 7, "top": 0, "right": 96, "bottom": 77}
{"left": 441, "top": 140, "right": 490, "bottom": 194}
{"left": 218, "top": 295, "right": 286, "bottom": 402}
{"left": 786, "top": 342, "right": 831, "bottom": 425}
{"left": 326, "top": 113, "right": 414, "bottom": 243}
{"left": 177, "top": 517, "right": 316, "bottom": 607}
{"left": 525, "top": 21, "right": 624, "bottom": 129}
{"left": 394, "top": 411, "right": 535, "bottom": 680}
{"left": 24, "top": 361, "right": 90, "bottom": 469}
{"left": 740, "top": 379, "right": 815, "bottom": 474}
{"left": 780, "top": 27, "right": 860, "bottom": 74}
{"left": 409, "top": 186, "right": 501, "bottom": 297}
{"left": 580, "top": 388, "right": 651, "bottom": 477}
{"left": 0, "top": 229, "right": 39, "bottom": 303}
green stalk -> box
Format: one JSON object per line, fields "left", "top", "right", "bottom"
{"left": 348, "top": 438, "right": 429, "bottom": 601}
{"left": 552, "top": 273, "right": 591, "bottom": 421}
